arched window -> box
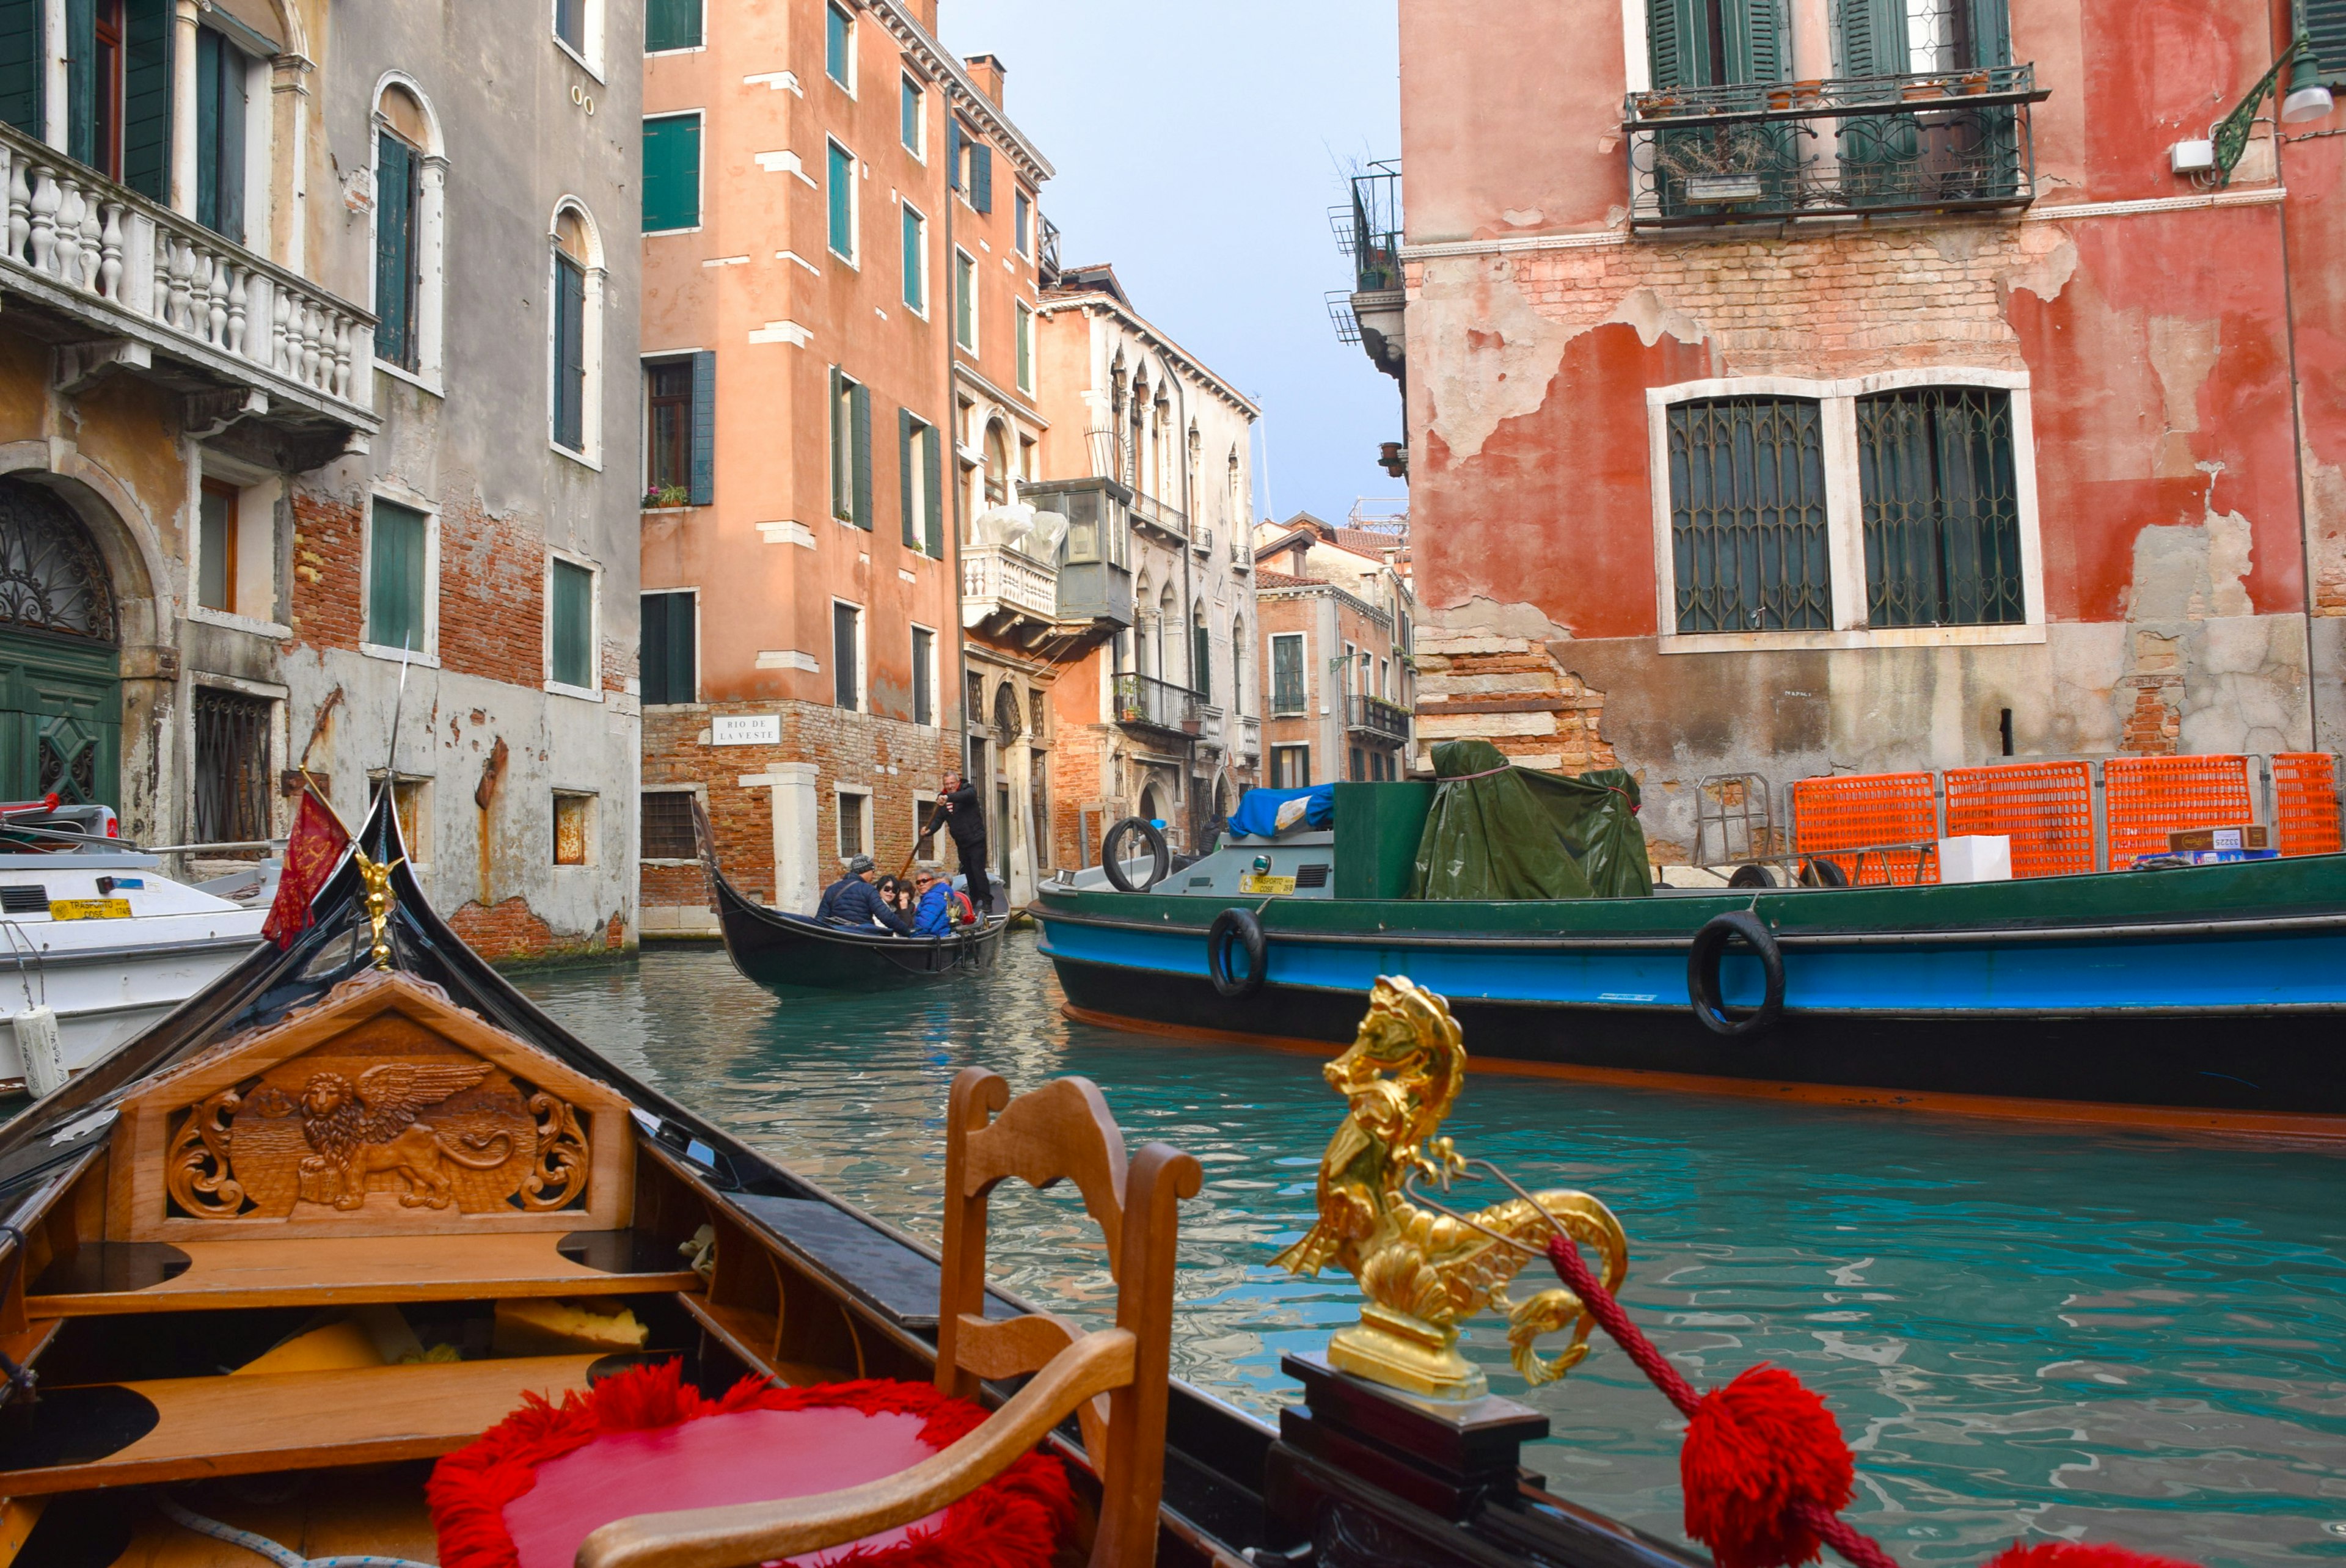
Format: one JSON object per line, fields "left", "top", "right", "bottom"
{"left": 983, "top": 420, "right": 1010, "bottom": 507}
{"left": 374, "top": 76, "right": 445, "bottom": 381}
{"left": 549, "top": 200, "right": 605, "bottom": 460}
{"left": 1230, "top": 613, "right": 1245, "bottom": 715}
{"left": 1156, "top": 584, "right": 1175, "bottom": 682}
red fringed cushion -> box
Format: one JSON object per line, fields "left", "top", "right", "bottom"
{"left": 428, "top": 1359, "right": 1074, "bottom": 1568}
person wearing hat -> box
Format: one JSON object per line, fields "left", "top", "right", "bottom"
{"left": 814, "top": 853, "right": 911, "bottom": 934}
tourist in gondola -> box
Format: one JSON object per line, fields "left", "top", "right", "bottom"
{"left": 814, "top": 855, "right": 911, "bottom": 935}
{"left": 913, "top": 870, "right": 957, "bottom": 936}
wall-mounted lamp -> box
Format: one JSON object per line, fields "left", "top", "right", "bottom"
{"left": 2210, "top": 21, "right": 2336, "bottom": 186}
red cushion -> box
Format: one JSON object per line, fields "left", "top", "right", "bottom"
{"left": 430, "top": 1360, "right": 1074, "bottom": 1568}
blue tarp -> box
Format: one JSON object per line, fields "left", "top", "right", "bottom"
{"left": 1227, "top": 784, "right": 1335, "bottom": 839}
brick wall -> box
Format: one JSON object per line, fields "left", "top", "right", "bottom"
{"left": 438, "top": 496, "right": 546, "bottom": 688}
{"left": 287, "top": 492, "right": 364, "bottom": 653}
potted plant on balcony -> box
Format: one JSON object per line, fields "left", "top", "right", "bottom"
{"left": 1959, "top": 68, "right": 1992, "bottom": 95}
{"left": 641, "top": 483, "right": 691, "bottom": 510}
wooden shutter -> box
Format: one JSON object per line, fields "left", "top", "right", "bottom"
{"left": 851, "top": 382, "right": 873, "bottom": 530}
{"left": 830, "top": 366, "right": 847, "bottom": 520}
{"left": 641, "top": 591, "right": 696, "bottom": 704}
{"left": 970, "top": 142, "right": 992, "bottom": 214}
{"left": 948, "top": 118, "right": 963, "bottom": 191}
{"left": 833, "top": 604, "right": 858, "bottom": 709}
{"left": 922, "top": 421, "right": 942, "bottom": 557}
{"left": 65, "top": 0, "right": 94, "bottom": 167}
{"left": 1646, "top": 0, "right": 1699, "bottom": 87}
{"left": 1725, "top": 0, "right": 1786, "bottom": 83}
{"left": 369, "top": 501, "right": 428, "bottom": 653}
{"left": 552, "top": 560, "right": 593, "bottom": 689}
{"left": 189, "top": 26, "right": 241, "bottom": 236}
{"left": 553, "top": 257, "right": 585, "bottom": 450}
{"left": 1193, "top": 624, "right": 1210, "bottom": 702}
{"left": 646, "top": 0, "right": 701, "bottom": 51}
{"left": 1965, "top": 0, "right": 2011, "bottom": 68}
{"left": 643, "top": 114, "right": 701, "bottom": 232}
{"left": 688, "top": 350, "right": 715, "bottom": 506}
{"left": 0, "top": 0, "right": 38, "bottom": 136}
{"left": 124, "top": 0, "right": 174, "bottom": 202}
{"left": 640, "top": 591, "right": 669, "bottom": 704}
{"left": 1837, "top": 0, "right": 1907, "bottom": 77}
{"left": 374, "top": 136, "right": 417, "bottom": 366}
{"left": 899, "top": 408, "right": 917, "bottom": 548}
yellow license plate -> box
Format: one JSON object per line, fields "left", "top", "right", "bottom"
{"left": 49, "top": 898, "right": 132, "bottom": 921}
{"left": 1238, "top": 874, "right": 1296, "bottom": 897}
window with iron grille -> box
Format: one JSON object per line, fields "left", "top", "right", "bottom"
{"left": 192, "top": 687, "right": 271, "bottom": 843}
{"left": 1666, "top": 396, "right": 1831, "bottom": 633}
{"left": 1855, "top": 386, "right": 2022, "bottom": 627}
{"left": 641, "top": 791, "right": 696, "bottom": 861}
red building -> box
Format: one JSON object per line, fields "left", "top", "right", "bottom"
{"left": 1361, "top": 0, "right": 2346, "bottom": 862}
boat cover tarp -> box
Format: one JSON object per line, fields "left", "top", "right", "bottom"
{"left": 1227, "top": 784, "right": 1334, "bottom": 839}
{"left": 1409, "top": 740, "right": 1654, "bottom": 900}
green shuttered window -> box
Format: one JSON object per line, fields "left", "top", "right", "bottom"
{"left": 901, "top": 203, "right": 924, "bottom": 312}
{"left": 824, "top": 2, "right": 851, "bottom": 88}
{"left": 645, "top": 0, "right": 701, "bottom": 51}
{"left": 0, "top": 0, "right": 39, "bottom": 136}
{"left": 645, "top": 352, "right": 714, "bottom": 505}
{"left": 832, "top": 602, "right": 860, "bottom": 710}
{"left": 550, "top": 558, "right": 594, "bottom": 690}
{"left": 901, "top": 75, "right": 922, "bottom": 154}
{"left": 1647, "top": 0, "right": 1785, "bottom": 87}
{"left": 830, "top": 370, "right": 871, "bottom": 529}
{"left": 912, "top": 627, "right": 933, "bottom": 726}
{"left": 898, "top": 413, "right": 941, "bottom": 556}
{"left": 1193, "top": 622, "right": 1210, "bottom": 704}
{"left": 1014, "top": 302, "right": 1032, "bottom": 392}
{"left": 954, "top": 250, "right": 974, "bottom": 351}
{"left": 552, "top": 255, "right": 586, "bottom": 451}
{"left": 375, "top": 133, "right": 419, "bottom": 367}
{"left": 194, "top": 27, "right": 244, "bottom": 241}
{"left": 1271, "top": 635, "right": 1305, "bottom": 715}
{"left": 1857, "top": 387, "right": 2023, "bottom": 628}
{"left": 640, "top": 592, "right": 696, "bottom": 705}
{"left": 2308, "top": 0, "right": 2346, "bottom": 83}
{"left": 1836, "top": 0, "right": 2010, "bottom": 75}
{"left": 827, "top": 139, "right": 855, "bottom": 260}
{"left": 367, "top": 500, "right": 429, "bottom": 655}
{"left": 1666, "top": 396, "right": 1831, "bottom": 633}
{"left": 643, "top": 114, "right": 701, "bottom": 232}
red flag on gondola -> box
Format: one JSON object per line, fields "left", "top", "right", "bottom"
{"left": 262, "top": 788, "right": 351, "bottom": 949}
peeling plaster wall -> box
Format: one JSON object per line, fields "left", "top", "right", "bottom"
{"left": 1398, "top": 0, "right": 2327, "bottom": 859}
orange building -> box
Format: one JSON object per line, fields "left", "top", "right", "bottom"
{"left": 635, "top": 0, "right": 1053, "bottom": 929}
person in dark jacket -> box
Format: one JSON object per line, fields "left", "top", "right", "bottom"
{"left": 814, "top": 855, "right": 911, "bottom": 935}
{"left": 924, "top": 771, "right": 992, "bottom": 913}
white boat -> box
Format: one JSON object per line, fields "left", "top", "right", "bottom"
{"left": 0, "top": 806, "right": 272, "bottom": 1095}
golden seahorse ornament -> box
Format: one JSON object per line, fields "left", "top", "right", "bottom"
{"left": 1273, "top": 975, "right": 1629, "bottom": 1401}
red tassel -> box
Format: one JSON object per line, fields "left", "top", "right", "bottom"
{"left": 1986, "top": 1545, "right": 2204, "bottom": 1568}
{"left": 1680, "top": 1364, "right": 1855, "bottom": 1568}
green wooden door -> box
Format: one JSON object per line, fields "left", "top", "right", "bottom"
{"left": 0, "top": 478, "right": 122, "bottom": 808}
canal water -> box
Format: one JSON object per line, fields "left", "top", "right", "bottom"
{"left": 514, "top": 936, "right": 2346, "bottom": 1568}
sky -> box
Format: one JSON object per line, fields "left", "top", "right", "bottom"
{"left": 938, "top": 0, "right": 1406, "bottom": 530}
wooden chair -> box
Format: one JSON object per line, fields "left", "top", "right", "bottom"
{"left": 578, "top": 1067, "right": 1202, "bottom": 1568}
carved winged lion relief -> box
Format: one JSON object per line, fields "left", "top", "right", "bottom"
{"left": 167, "top": 1037, "right": 591, "bottom": 1222}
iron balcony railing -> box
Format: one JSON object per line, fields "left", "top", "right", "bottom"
{"left": 1329, "top": 163, "right": 1401, "bottom": 292}
{"left": 1127, "top": 489, "right": 1188, "bottom": 542}
{"left": 1039, "top": 214, "right": 1062, "bottom": 285}
{"left": 1347, "top": 694, "right": 1411, "bottom": 742}
{"left": 1624, "top": 64, "right": 2045, "bottom": 230}
{"left": 1113, "top": 672, "right": 1203, "bottom": 739}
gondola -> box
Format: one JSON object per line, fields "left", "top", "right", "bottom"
{"left": 0, "top": 786, "right": 1700, "bottom": 1568}
{"left": 693, "top": 798, "right": 1009, "bottom": 993}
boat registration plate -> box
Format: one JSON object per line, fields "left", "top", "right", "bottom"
{"left": 1239, "top": 873, "right": 1296, "bottom": 896}
{"left": 48, "top": 898, "right": 132, "bottom": 920}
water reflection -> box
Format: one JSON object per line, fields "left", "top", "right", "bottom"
{"left": 516, "top": 936, "right": 2346, "bottom": 1567}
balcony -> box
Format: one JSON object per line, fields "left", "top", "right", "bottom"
{"left": 1113, "top": 672, "right": 1203, "bottom": 743}
{"left": 1348, "top": 694, "right": 1411, "bottom": 744}
{"left": 1328, "top": 164, "right": 1405, "bottom": 383}
{"left": 1237, "top": 714, "right": 1262, "bottom": 764}
{"left": 1128, "top": 489, "right": 1187, "bottom": 543}
{"left": 1623, "top": 65, "right": 2046, "bottom": 232}
{"left": 961, "top": 541, "right": 1059, "bottom": 639}
{"left": 0, "top": 120, "right": 375, "bottom": 467}
{"left": 1197, "top": 704, "right": 1226, "bottom": 756}
{"left": 1025, "top": 475, "right": 1135, "bottom": 655}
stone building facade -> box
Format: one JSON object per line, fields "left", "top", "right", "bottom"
{"left": 636, "top": 0, "right": 1048, "bottom": 927}
{"left": 1371, "top": 0, "right": 2346, "bottom": 862}
{"left": 1034, "top": 266, "right": 1260, "bottom": 862}
{"left": 1251, "top": 512, "right": 1416, "bottom": 786}
{"left": 0, "top": 0, "right": 643, "bottom": 957}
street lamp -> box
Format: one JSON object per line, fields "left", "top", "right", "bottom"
{"left": 2212, "top": 24, "right": 2336, "bottom": 185}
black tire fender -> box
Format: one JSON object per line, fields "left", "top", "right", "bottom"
{"left": 1687, "top": 910, "right": 1785, "bottom": 1037}
{"left": 1207, "top": 907, "right": 1270, "bottom": 999}
{"left": 1102, "top": 818, "right": 1171, "bottom": 892}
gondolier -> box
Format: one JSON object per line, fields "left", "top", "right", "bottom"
{"left": 925, "top": 770, "right": 992, "bottom": 913}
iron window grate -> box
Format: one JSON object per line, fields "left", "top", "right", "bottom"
{"left": 1667, "top": 396, "right": 1832, "bottom": 633}
{"left": 192, "top": 688, "right": 272, "bottom": 844}
{"left": 1856, "top": 386, "right": 2023, "bottom": 628}
{"left": 641, "top": 792, "right": 696, "bottom": 861}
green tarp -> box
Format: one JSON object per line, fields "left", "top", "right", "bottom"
{"left": 1409, "top": 739, "right": 1654, "bottom": 901}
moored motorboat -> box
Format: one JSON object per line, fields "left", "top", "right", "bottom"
{"left": 1033, "top": 773, "right": 2346, "bottom": 1136}
{"left": 0, "top": 787, "right": 1707, "bottom": 1568}
{"left": 692, "top": 799, "right": 1008, "bottom": 993}
{"left": 0, "top": 802, "right": 270, "bottom": 1097}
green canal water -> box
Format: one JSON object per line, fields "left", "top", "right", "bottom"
{"left": 513, "top": 935, "right": 2346, "bottom": 1568}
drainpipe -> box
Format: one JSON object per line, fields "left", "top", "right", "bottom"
{"left": 942, "top": 89, "right": 967, "bottom": 791}
{"left": 2271, "top": 0, "right": 2323, "bottom": 753}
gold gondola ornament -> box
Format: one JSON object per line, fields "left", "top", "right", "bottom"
{"left": 1273, "top": 975, "right": 1630, "bottom": 1402}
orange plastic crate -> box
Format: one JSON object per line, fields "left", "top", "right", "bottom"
{"left": 1791, "top": 772, "right": 1938, "bottom": 886}
{"left": 2273, "top": 753, "right": 2342, "bottom": 857}
{"left": 2102, "top": 754, "right": 2253, "bottom": 866}
{"left": 1942, "top": 762, "right": 2094, "bottom": 880}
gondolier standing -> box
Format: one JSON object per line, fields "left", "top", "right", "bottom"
{"left": 924, "top": 771, "right": 992, "bottom": 914}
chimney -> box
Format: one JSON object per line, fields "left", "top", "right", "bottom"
{"left": 963, "top": 53, "right": 1006, "bottom": 107}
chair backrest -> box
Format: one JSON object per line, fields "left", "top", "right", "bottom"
{"left": 934, "top": 1067, "right": 1200, "bottom": 1568}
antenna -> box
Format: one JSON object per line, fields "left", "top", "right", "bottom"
{"left": 380, "top": 635, "right": 413, "bottom": 860}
